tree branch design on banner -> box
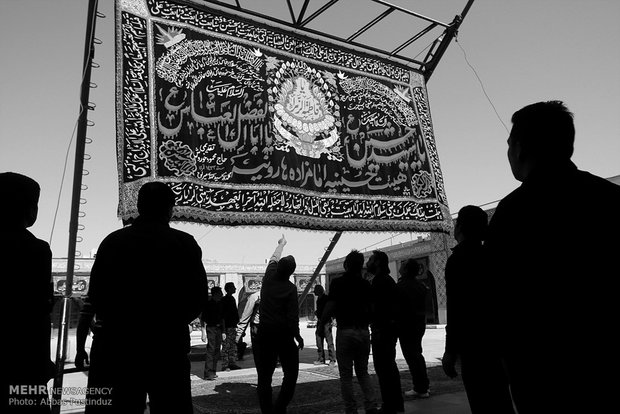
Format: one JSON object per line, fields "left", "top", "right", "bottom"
{"left": 116, "top": 0, "right": 451, "bottom": 232}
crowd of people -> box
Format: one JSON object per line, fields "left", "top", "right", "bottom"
{"left": 4, "top": 100, "right": 620, "bottom": 414}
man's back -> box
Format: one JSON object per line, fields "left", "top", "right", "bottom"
{"left": 202, "top": 297, "right": 223, "bottom": 327}
{"left": 395, "top": 277, "right": 427, "bottom": 320}
{"left": 2, "top": 227, "right": 53, "bottom": 378}
{"left": 222, "top": 294, "right": 239, "bottom": 327}
{"left": 89, "top": 218, "right": 207, "bottom": 352}
{"left": 370, "top": 274, "right": 397, "bottom": 330}
{"left": 259, "top": 261, "right": 299, "bottom": 335}
{"left": 487, "top": 164, "right": 620, "bottom": 338}
{"left": 486, "top": 163, "right": 620, "bottom": 411}
{"left": 329, "top": 272, "right": 372, "bottom": 329}
{"left": 316, "top": 294, "right": 329, "bottom": 320}
{"left": 444, "top": 241, "right": 489, "bottom": 353}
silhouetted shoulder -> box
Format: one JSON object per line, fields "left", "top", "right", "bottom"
{"left": 492, "top": 184, "right": 525, "bottom": 213}
{"left": 1, "top": 229, "right": 52, "bottom": 271}
{"left": 169, "top": 227, "right": 202, "bottom": 251}
{"left": 29, "top": 234, "right": 52, "bottom": 259}
{"left": 98, "top": 227, "right": 129, "bottom": 244}
{"left": 169, "top": 227, "right": 199, "bottom": 242}
{"left": 578, "top": 170, "right": 620, "bottom": 198}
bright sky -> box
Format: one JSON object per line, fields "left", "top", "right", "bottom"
{"left": 1, "top": 0, "right": 619, "bottom": 265}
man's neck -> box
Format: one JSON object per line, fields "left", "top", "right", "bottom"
{"left": 522, "top": 158, "right": 576, "bottom": 182}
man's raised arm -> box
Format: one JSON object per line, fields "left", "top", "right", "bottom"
{"left": 269, "top": 234, "right": 287, "bottom": 263}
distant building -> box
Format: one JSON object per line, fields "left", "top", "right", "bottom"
{"left": 50, "top": 258, "right": 325, "bottom": 327}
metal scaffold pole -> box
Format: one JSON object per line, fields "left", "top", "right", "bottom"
{"left": 50, "top": 0, "right": 98, "bottom": 411}
{"left": 298, "top": 231, "right": 343, "bottom": 311}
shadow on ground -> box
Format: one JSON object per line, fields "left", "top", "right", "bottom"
{"left": 190, "top": 356, "right": 465, "bottom": 414}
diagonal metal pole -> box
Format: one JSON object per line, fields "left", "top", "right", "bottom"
{"left": 298, "top": 231, "right": 343, "bottom": 310}
{"left": 422, "top": 0, "right": 475, "bottom": 81}
{"left": 50, "top": 0, "right": 98, "bottom": 411}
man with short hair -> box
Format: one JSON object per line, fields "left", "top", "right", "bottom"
{"left": 366, "top": 250, "right": 404, "bottom": 414}
{"left": 221, "top": 282, "right": 241, "bottom": 371}
{"left": 321, "top": 250, "right": 378, "bottom": 414}
{"left": 313, "top": 284, "right": 335, "bottom": 366}
{"left": 86, "top": 182, "right": 209, "bottom": 413}
{"left": 2, "top": 172, "right": 54, "bottom": 413}
{"left": 443, "top": 206, "right": 514, "bottom": 413}
{"left": 486, "top": 101, "right": 620, "bottom": 413}
{"left": 396, "top": 259, "right": 430, "bottom": 399}
{"left": 256, "top": 235, "right": 304, "bottom": 414}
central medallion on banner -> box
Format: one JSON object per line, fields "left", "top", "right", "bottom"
{"left": 269, "top": 61, "right": 341, "bottom": 160}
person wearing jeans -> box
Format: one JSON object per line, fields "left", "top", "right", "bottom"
{"left": 396, "top": 259, "right": 430, "bottom": 398}
{"left": 202, "top": 286, "right": 224, "bottom": 380}
{"left": 313, "top": 284, "right": 336, "bottom": 365}
{"left": 367, "top": 250, "right": 404, "bottom": 414}
{"left": 221, "top": 282, "right": 241, "bottom": 370}
{"left": 321, "top": 250, "right": 378, "bottom": 414}
{"left": 335, "top": 328, "right": 376, "bottom": 413}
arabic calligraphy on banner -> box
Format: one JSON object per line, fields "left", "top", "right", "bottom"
{"left": 116, "top": 0, "right": 450, "bottom": 232}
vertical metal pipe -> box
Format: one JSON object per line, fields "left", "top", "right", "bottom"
{"left": 50, "top": 0, "right": 98, "bottom": 411}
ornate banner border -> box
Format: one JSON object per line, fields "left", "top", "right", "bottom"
{"left": 115, "top": 0, "right": 451, "bottom": 233}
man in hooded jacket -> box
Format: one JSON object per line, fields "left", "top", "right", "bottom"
{"left": 255, "top": 235, "right": 304, "bottom": 414}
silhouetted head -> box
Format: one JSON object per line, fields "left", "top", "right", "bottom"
{"left": 313, "top": 284, "right": 324, "bottom": 296}
{"left": 211, "top": 286, "right": 223, "bottom": 301}
{"left": 455, "top": 205, "right": 488, "bottom": 243}
{"left": 508, "top": 101, "right": 575, "bottom": 181}
{"left": 366, "top": 250, "right": 390, "bottom": 276}
{"left": 0, "top": 172, "right": 41, "bottom": 228}
{"left": 137, "top": 182, "right": 175, "bottom": 222}
{"left": 276, "top": 255, "right": 296, "bottom": 280}
{"left": 224, "top": 282, "right": 236, "bottom": 295}
{"left": 343, "top": 250, "right": 365, "bottom": 275}
{"left": 399, "top": 259, "right": 421, "bottom": 279}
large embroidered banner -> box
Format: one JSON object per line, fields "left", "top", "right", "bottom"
{"left": 115, "top": 0, "right": 450, "bottom": 232}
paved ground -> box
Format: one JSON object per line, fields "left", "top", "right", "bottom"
{"left": 51, "top": 324, "right": 471, "bottom": 413}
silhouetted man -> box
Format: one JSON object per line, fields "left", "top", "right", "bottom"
{"left": 201, "top": 286, "right": 224, "bottom": 381}
{"left": 443, "top": 206, "right": 514, "bottom": 413}
{"left": 2, "top": 172, "right": 54, "bottom": 413}
{"left": 313, "top": 284, "right": 335, "bottom": 366}
{"left": 256, "top": 235, "right": 304, "bottom": 414}
{"left": 321, "top": 250, "right": 378, "bottom": 414}
{"left": 85, "top": 182, "right": 209, "bottom": 413}
{"left": 366, "top": 250, "right": 404, "bottom": 414}
{"left": 396, "top": 259, "right": 430, "bottom": 399}
{"left": 486, "top": 101, "right": 620, "bottom": 413}
{"left": 221, "top": 282, "right": 241, "bottom": 370}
